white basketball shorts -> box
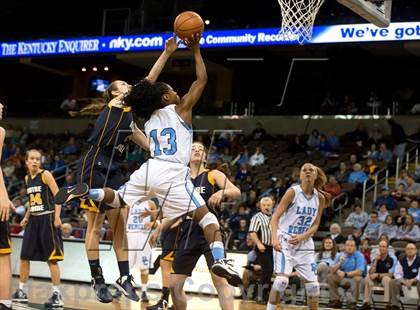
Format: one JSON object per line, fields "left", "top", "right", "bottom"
{"left": 273, "top": 232, "right": 318, "bottom": 282}
{"left": 118, "top": 158, "right": 206, "bottom": 220}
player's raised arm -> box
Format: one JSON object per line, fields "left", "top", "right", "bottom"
{"left": 43, "top": 170, "right": 62, "bottom": 228}
{"left": 271, "top": 188, "right": 295, "bottom": 251}
{"left": 130, "top": 122, "right": 149, "bottom": 151}
{"left": 208, "top": 169, "right": 240, "bottom": 208}
{"left": 176, "top": 34, "right": 207, "bottom": 124}
{"left": 145, "top": 36, "right": 179, "bottom": 84}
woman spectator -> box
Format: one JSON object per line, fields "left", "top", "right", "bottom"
{"left": 306, "top": 129, "right": 320, "bottom": 150}
{"left": 249, "top": 146, "right": 265, "bottom": 167}
{"left": 348, "top": 163, "right": 368, "bottom": 184}
{"left": 378, "top": 143, "right": 393, "bottom": 163}
{"left": 378, "top": 215, "right": 398, "bottom": 241}
{"left": 314, "top": 237, "right": 338, "bottom": 283}
{"left": 344, "top": 205, "right": 369, "bottom": 228}
{"left": 365, "top": 143, "right": 379, "bottom": 161}
{"left": 397, "top": 214, "right": 420, "bottom": 242}
{"left": 231, "top": 146, "right": 250, "bottom": 166}
{"left": 327, "top": 130, "right": 340, "bottom": 151}
{"left": 232, "top": 218, "right": 249, "bottom": 250}
{"left": 319, "top": 134, "right": 333, "bottom": 156}
{"left": 377, "top": 204, "right": 389, "bottom": 223}
{"left": 360, "top": 239, "right": 371, "bottom": 264}
{"left": 329, "top": 223, "right": 346, "bottom": 250}
{"left": 325, "top": 175, "right": 342, "bottom": 198}
{"left": 364, "top": 158, "right": 377, "bottom": 180}
{"left": 61, "top": 223, "right": 75, "bottom": 240}
{"left": 220, "top": 147, "right": 232, "bottom": 163}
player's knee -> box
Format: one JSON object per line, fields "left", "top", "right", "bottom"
{"left": 305, "top": 282, "right": 320, "bottom": 297}
{"left": 272, "top": 276, "right": 289, "bottom": 293}
{"left": 106, "top": 190, "right": 122, "bottom": 208}
{"left": 140, "top": 269, "right": 149, "bottom": 275}
{"left": 198, "top": 212, "right": 219, "bottom": 230}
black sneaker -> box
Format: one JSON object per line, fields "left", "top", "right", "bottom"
{"left": 211, "top": 259, "right": 243, "bottom": 287}
{"left": 44, "top": 291, "right": 64, "bottom": 308}
{"left": 92, "top": 276, "right": 113, "bottom": 303}
{"left": 0, "top": 303, "right": 12, "bottom": 310}
{"left": 12, "top": 288, "right": 28, "bottom": 302}
{"left": 114, "top": 275, "right": 140, "bottom": 302}
{"left": 146, "top": 299, "right": 168, "bottom": 310}
{"left": 54, "top": 183, "right": 89, "bottom": 204}
{"left": 141, "top": 291, "right": 149, "bottom": 302}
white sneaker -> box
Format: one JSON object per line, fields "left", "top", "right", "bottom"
{"left": 211, "top": 259, "right": 243, "bottom": 287}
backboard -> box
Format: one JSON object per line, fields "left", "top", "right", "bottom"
{"left": 336, "top": 0, "right": 392, "bottom": 27}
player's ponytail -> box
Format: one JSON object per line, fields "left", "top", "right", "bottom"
{"left": 125, "top": 79, "right": 169, "bottom": 120}
{"left": 314, "top": 165, "right": 332, "bottom": 207}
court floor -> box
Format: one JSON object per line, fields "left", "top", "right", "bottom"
{"left": 11, "top": 278, "right": 325, "bottom": 310}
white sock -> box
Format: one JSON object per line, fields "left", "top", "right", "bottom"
{"left": 0, "top": 300, "right": 12, "bottom": 307}
{"left": 52, "top": 285, "right": 60, "bottom": 293}
{"left": 266, "top": 303, "right": 277, "bottom": 310}
{"left": 88, "top": 189, "right": 105, "bottom": 201}
{"left": 19, "top": 281, "right": 27, "bottom": 293}
{"left": 141, "top": 284, "right": 147, "bottom": 292}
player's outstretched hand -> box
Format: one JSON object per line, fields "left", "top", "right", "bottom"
{"left": 184, "top": 33, "right": 201, "bottom": 51}
{"left": 165, "top": 36, "right": 181, "bottom": 54}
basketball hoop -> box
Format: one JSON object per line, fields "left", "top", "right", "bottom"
{"left": 277, "top": 0, "right": 325, "bottom": 44}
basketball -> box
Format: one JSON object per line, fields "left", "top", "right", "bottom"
{"left": 174, "top": 11, "right": 204, "bottom": 41}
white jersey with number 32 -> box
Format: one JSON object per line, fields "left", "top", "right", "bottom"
{"left": 278, "top": 184, "right": 319, "bottom": 236}
{"left": 145, "top": 104, "right": 192, "bottom": 165}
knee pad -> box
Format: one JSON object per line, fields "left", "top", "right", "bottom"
{"left": 305, "top": 282, "right": 320, "bottom": 297}
{"left": 106, "top": 190, "right": 122, "bottom": 208}
{"left": 272, "top": 276, "right": 289, "bottom": 293}
{"left": 198, "top": 212, "right": 219, "bottom": 230}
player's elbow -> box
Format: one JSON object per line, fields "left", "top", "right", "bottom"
{"left": 231, "top": 187, "right": 241, "bottom": 199}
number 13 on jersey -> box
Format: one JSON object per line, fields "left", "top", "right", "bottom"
{"left": 149, "top": 128, "right": 177, "bottom": 156}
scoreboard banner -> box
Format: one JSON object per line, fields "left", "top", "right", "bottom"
{"left": 1, "top": 21, "right": 420, "bottom": 58}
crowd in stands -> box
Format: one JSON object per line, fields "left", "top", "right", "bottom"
{"left": 2, "top": 118, "right": 420, "bottom": 307}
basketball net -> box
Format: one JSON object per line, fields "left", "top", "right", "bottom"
{"left": 277, "top": 0, "right": 325, "bottom": 44}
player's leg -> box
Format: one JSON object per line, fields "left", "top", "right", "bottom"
{"left": 294, "top": 253, "right": 320, "bottom": 310}
{"left": 170, "top": 274, "right": 188, "bottom": 310}
{"left": 45, "top": 261, "right": 64, "bottom": 307}
{"left": 211, "top": 271, "right": 234, "bottom": 310}
{"left": 267, "top": 247, "right": 292, "bottom": 309}
{"left": 140, "top": 269, "right": 149, "bottom": 302}
{"left": 85, "top": 211, "right": 114, "bottom": 303}
{"left": 0, "top": 221, "right": 12, "bottom": 309}
{"left": 106, "top": 208, "right": 139, "bottom": 302}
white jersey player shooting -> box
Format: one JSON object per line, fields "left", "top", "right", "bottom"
{"left": 267, "top": 163, "right": 330, "bottom": 310}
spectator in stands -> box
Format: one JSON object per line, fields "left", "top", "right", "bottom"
{"left": 391, "top": 184, "right": 406, "bottom": 201}
{"left": 325, "top": 175, "right": 341, "bottom": 198}
{"left": 261, "top": 177, "right": 286, "bottom": 201}
{"left": 220, "top": 147, "right": 232, "bottom": 163}
{"left": 61, "top": 223, "right": 75, "bottom": 239}
{"left": 242, "top": 245, "right": 262, "bottom": 298}
{"left": 327, "top": 239, "right": 365, "bottom": 309}
{"left": 286, "top": 167, "right": 300, "bottom": 188}
{"left": 361, "top": 239, "right": 396, "bottom": 310}
{"left": 349, "top": 123, "right": 369, "bottom": 146}
{"left": 12, "top": 197, "right": 26, "bottom": 223}
{"left": 251, "top": 122, "right": 266, "bottom": 141}
{"left": 217, "top": 124, "right": 234, "bottom": 148}
{"left": 329, "top": 223, "right": 346, "bottom": 250}
{"left": 348, "top": 225, "right": 363, "bottom": 249}
{"left": 50, "top": 154, "right": 66, "bottom": 175}
{"left": 395, "top": 207, "right": 408, "bottom": 227}
{"left": 397, "top": 214, "right": 420, "bottom": 242}
{"left": 232, "top": 218, "right": 248, "bottom": 250}
{"left": 401, "top": 174, "right": 420, "bottom": 201}
{"left": 373, "top": 186, "right": 397, "bottom": 210}
{"left": 344, "top": 204, "right": 369, "bottom": 228}
{"left": 249, "top": 146, "right": 265, "bottom": 167}
{"left": 235, "top": 163, "right": 251, "bottom": 182}
{"left": 378, "top": 215, "right": 398, "bottom": 241}
{"left": 371, "top": 234, "right": 396, "bottom": 262}
{"left": 378, "top": 204, "right": 390, "bottom": 223}
{"left": 396, "top": 169, "right": 409, "bottom": 189}
{"left": 360, "top": 239, "right": 371, "bottom": 263}
{"left": 335, "top": 162, "right": 350, "bottom": 184}
{"left": 238, "top": 233, "right": 253, "bottom": 252}
{"left": 343, "top": 94, "right": 358, "bottom": 114}
{"left": 364, "top": 158, "right": 377, "bottom": 180}
{"left": 231, "top": 146, "right": 250, "bottom": 166}
{"left": 388, "top": 118, "right": 407, "bottom": 162}
{"left": 365, "top": 143, "right": 379, "bottom": 161}
{"left": 366, "top": 91, "right": 382, "bottom": 114}
{"left": 306, "top": 129, "right": 320, "bottom": 150}
{"left": 248, "top": 197, "right": 273, "bottom": 304}
{"left": 362, "top": 211, "right": 380, "bottom": 241}
{"left": 349, "top": 154, "right": 359, "bottom": 166}
{"left": 378, "top": 143, "right": 393, "bottom": 163}
{"left": 368, "top": 123, "right": 383, "bottom": 145}
{"left": 319, "top": 134, "right": 333, "bottom": 156}
{"left": 63, "top": 136, "right": 79, "bottom": 155}
{"left": 408, "top": 200, "right": 420, "bottom": 224}
{"left": 315, "top": 237, "right": 338, "bottom": 283}
{"left": 348, "top": 163, "right": 368, "bottom": 184}
{"left": 327, "top": 130, "right": 340, "bottom": 151}
{"left": 229, "top": 205, "right": 251, "bottom": 231}
{"left": 387, "top": 242, "right": 420, "bottom": 310}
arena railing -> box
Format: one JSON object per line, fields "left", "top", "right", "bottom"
{"left": 395, "top": 146, "right": 419, "bottom": 181}
{"left": 332, "top": 191, "right": 349, "bottom": 223}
